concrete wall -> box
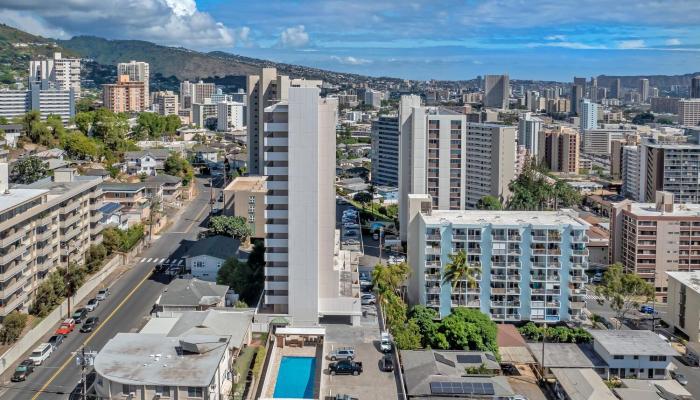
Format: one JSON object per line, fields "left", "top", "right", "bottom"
{"left": 665, "top": 275, "right": 700, "bottom": 343}
{"left": 0, "top": 244, "right": 141, "bottom": 375}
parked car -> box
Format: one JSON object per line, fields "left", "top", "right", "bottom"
{"left": 359, "top": 271, "right": 370, "bottom": 281}
{"left": 640, "top": 305, "right": 656, "bottom": 314}
{"left": 329, "top": 347, "right": 356, "bottom": 361}
{"left": 361, "top": 294, "right": 376, "bottom": 305}
{"left": 380, "top": 353, "right": 394, "bottom": 372}
{"left": 55, "top": 319, "right": 76, "bottom": 336}
{"left": 71, "top": 308, "right": 88, "bottom": 323}
{"left": 671, "top": 370, "right": 688, "bottom": 385}
{"left": 47, "top": 334, "right": 64, "bottom": 350}
{"left": 500, "top": 363, "right": 519, "bottom": 376}
{"left": 11, "top": 359, "right": 35, "bottom": 382}
{"left": 85, "top": 298, "right": 99, "bottom": 312}
{"left": 96, "top": 288, "right": 109, "bottom": 301}
{"left": 29, "top": 343, "right": 53, "bottom": 365}
{"left": 80, "top": 317, "right": 99, "bottom": 333}
{"left": 380, "top": 331, "right": 392, "bottom": 353}
{"left": 592, "top": 272, "right": 603, "bottom": 283}
{"left": 329, "top": 360, "right": 363, "bottom": 376}
{"left": 335, "top": 395, "right": 358, "bottom": 400}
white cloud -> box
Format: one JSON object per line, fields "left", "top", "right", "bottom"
{"left": 330, "top": 55, "right": 372, "bottom": 65}
{"left": 617, "top": 39, "right": 645, "bottom": 49}
{"left": 545, "top": 35, "right": 567, "bottom": 41}
{"left": 666, "top": 38, "right": 681, "bottom": 46}
{"left": 0, "top": 0, "right": 241, "bottom": 49}
{"left": 279, "top": 25, "right": 310, "bottom": 48}
{"left": 527, "top": 41, "right": 607, "bottom": 50}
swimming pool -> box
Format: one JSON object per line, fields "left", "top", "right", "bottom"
{"left": 273, "top": 356, "right": 316, "bottom": 399}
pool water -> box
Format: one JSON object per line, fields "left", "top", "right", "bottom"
{"left": 273, "top": 356, "right": 316, "bottom": 399}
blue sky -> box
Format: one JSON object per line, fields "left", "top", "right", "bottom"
{"left": 2, "top": 0, "right": 700, "bottom": 81}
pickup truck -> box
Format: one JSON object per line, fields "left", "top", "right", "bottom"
{"left": 55, "top": 319, "right": 75, "bottom": 336}
{"left": 329, "top": 360, "right": 363, "bottom": 376}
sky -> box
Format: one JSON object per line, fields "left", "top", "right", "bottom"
{"left": 1, "top": 0, "right": 700, "bottom": 81}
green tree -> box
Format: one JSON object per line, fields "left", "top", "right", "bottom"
{"left": 438, "top": 308, "right": 499, "bottom": 356}
{"left": 74, "top": 112, "right": 94, "bottom": 135}
{"left": 217, "top": 255, "right": 264, "bottom": 304}
{"left": 442, "top": 250, "right": 481, "bottom": 307}
{"left": 208, "top": 215, "right": 254, "bottom": 242}
{"left": 508, "top": 158, "right": 580, "bottom": 210}
{"left": 45, "top": 114, "right": 66, "bottom": 140}
{"left": 61, "top": 131, "right": 102, "bottom": 160}
{"left": 595, "top": 263, "right": 654, "bottom": 321}
{"left": 164, "top": 153, "right": 194, "bottom": 186}
{"left": 0, "top": 116, "right": 8, "bottom": 125}
{"left": 408, "top": 305, "right": 448, "bottom": 349}
{"left": 0, "top": 312, "right": 28, "bottom": 344}
{"left": 12, "top": 156, "right": 48, "bottom": 184}
{"left": 353, "top": 192, "right": 373, "bottom": 209}
{"left": 392, "top": 319, "right": 423, "bottom": 350}
{"left": 21, "top": 110, "right": 41, "bottom": 137}
{"left": 85, "top": 244, "right": 107, "bottom": 273}
{"left": 102, "top": 227, "right": 122, "bottom": 254}
{"left": 91, "top": 108, "right": 130, "bottom": 151}
{"left": 476, "top": 195, "right": 502, "bottom": 210}
{"left": 632, "top": 112, "right": 654, "bottom": 125}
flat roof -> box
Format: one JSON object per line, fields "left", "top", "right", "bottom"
{"left": 0, "top": 188, "right": 47, "bottom": 213}
{"left": 527, "top": 343, "right": 607, "bottom": 368}
{"left": 94, "top": 333, "right": 228, "bottom": 387}
{"left": 224, "top": 176, "right": 266, "bottom": 192}
{"left": 623, "top": 202, "right": 700, "bottom": 217}
{"left": 588, "top": 330, "right": 678, "bottom": 357}
{"left": 276, "top": 327, "right": 325, "bottom": 336}
{"left": 667, "top": 271, "right": 700, "bottom": 296}
{"left": 419, "top": 208, "right": 589, "bottom": 228}
{"left": 551, "top": 368, "right": 617, "bottom": 400}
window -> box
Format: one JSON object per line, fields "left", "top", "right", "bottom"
{"left": 122, "top": 384, "right": 136, "bottom": 395}
{"left": 650, "top": 356, "right": 667, "bottom": 362}
{"left": 248, "top": 196, "right": 256, "bottom": 204}
{"left": 188, "top": 387, "right": 204, "bottom": 398}
{"left": 613, "top": 355, "right": 624, "bottom": 360}
{"left": 156, "top": 386, "right": 171, "bottom": 397}
{"left": 194, "top": 261, "right": 205, "bottom": 268}
{"left": 633, "top": 355, "right": 639, "bottom": 360}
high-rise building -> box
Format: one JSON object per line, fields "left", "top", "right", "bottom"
{"left": 570, "top": 84, "right": 583, "bottom": 115}
{"left": 610, "top": 191, "right": 700, "bottom": 298}
{"left": 609, "top": 139, "right": 625, "bottom": 180}
{"left": 406, "top": 194, "right": 589, "bottom": 322}
{"left": 678, "top": 99, "right": 700, "bottom": 126}
{"left": 622, "top": 145, "right": 640, "bottom": 200}
{"left": 216, "top": 101, "right": 244, "bottom": 131}
{"left": 483, "top": 74, "right": 509, "bottom": 109}
{"left": 29, "top": 52, "right": 81, "bottom": 96}
{"left": 541, "top": 126, "right": 579, "bottom": 174}
{"left": 152, "top": 91, "right": 179, "bottom": 116}
{"left": 191, "top": 101, "right": 217, "bottom": 129}
{"left": 581, "top": 128, "right": 631, "bottom": 155}
{"left": 398, "top": 95, "right": 517, "bottom": 239}
{"left": 0, "top": 165, "right": 104, "bottom": 318}
{"left": 597, "top": 87, "right": 608, "bottom": 101}
{"left": 638, "top": 135, "right": 700, "bottom": 203}
{"left": 650, "top": 97, "right": 680, "bottom": 114}
{"left": 579, "top": 99, "right": 598, "bottom": 131}
{"left": 0, "top": 81, "right": 75, "bottom": 122}
{"left": 691, "top": 76, "right": 700, "bottom": 99}
{"left": 102, "top": 75, "right": 147, "bottom": 113}
{"left": 639, "top": 78, "right": 650, "bottom": 103}
{"left": 179, "top": 80, "right": 193, "bottom": 110}
{"left": 117, "top": 61, "right": 150, "bottom": 107}
{"left": 370, "top": 116, "right": 400, "bottom": 187}
{"left": 223, "top": 176, "right": 266, "bottom": 239}
{"left": 610, "top": 78, "right": 622, "bottom": 99}
{"left": 363, "top": 89, "right": 384, "bottom": 109}
{"left": 590, "top": 77, "right": 598, "bottom": 102}
{"left": 262, "top": 87, "right": 360, "bottom": 325}
{"left": 517, "top": 112, "right": 543, "bottom": 158}
{"left": 246, "top": 68, "right": 289, "bottom": 175}
{"left": 573, "top": 77, "right": 587, "bottom": 87}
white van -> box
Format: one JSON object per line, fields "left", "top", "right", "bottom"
{"left": 29, "top": 343, "right": 53, "bottom": 365}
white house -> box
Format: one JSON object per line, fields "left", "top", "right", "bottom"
{"left": 185, "top": 236, "right": 240, "bottom": 282}
{"left": 588, "top": 330, "right": 678, "bottom": 380}
{"left": 192, "top": 146, "right": 219, "bottom": 164}
{"left": 124, "top": 149, "right": 170, "bottom": 176}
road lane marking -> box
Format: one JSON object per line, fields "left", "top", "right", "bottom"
{"left": 30, "top": 268, "right": 153, "bottom": 400}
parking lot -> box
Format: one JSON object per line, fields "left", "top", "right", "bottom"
{"left": 320, "top": 304, "right": 399, "bottom": 400}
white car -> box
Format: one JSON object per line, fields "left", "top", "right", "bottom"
{"left": 380, "top": 331, "right": 392, "bottom": 352}
{"left": 96, "top": 288, "right": 109, "bottom": 301}
{"left": 85, "top": 298, "right": 98, "bottom": 312}
{"left": 361, "top": 294, "right": 376, "bottom": 305}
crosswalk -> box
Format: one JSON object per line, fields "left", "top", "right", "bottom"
{"left": 138, "top": 257, "right": 185, "bottom": 266}
{"left": 584, "top": 293, "right": 602, "bottom": 301}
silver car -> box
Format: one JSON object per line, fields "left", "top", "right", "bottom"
{"left": 329, "top": 347, "right": 356, "bottom": 361}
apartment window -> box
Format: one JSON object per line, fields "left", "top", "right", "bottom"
{"left": 650, "top": 356, "right": 667, "bottom": 362}
{"left": 613, "top": 355, "right": 624, "bottom": 360}
{"left": 248, "top": 196, "right": 255, "bottom": 204}
{"left": 194, "top": 261, "right": 204, "bottom": 268}
{"left": 188, "top": 387, "right": 204, "bottom": 398}
{"left": 633, "top": 355, "right": 639, "bottom": 360}
{"left": 248, "top": 205, "right": 255, "bottom": 213}
{"left": 122, "top": 384, "right": 136, "bottom": 395}
{"left": 156, "top": 386, "right": 171, "bottom": 397}
{"left": 249, "top": 212, "right": 255, "bottom": 223}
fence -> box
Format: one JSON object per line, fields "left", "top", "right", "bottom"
{"left": 0, "top": 240, "right": 145, "bottom": 377}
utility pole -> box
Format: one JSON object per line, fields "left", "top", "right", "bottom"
{"left": 652, "top": 271, "right": 657, "bottom": 333}
{"left": 541, "top": 320, "right": 547, "bottom": 382}
{"left": 379, "top": 227, "right": 384, "bottom": 264}
{"left": 63, "top": 243, "right": 71, "bottom": 316}
{"left": 75, "top": 347, "right": 96, "bottom": 400}
{"left": 209, "top": 177, "right": 214, "bottom": 215}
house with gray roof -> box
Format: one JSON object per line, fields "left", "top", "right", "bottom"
{"left": 157, "top": 278, "right": 230, "bottom": 312}
{"left": 94, "top": 333, "right": 233, "bottom": 400}
{"left": 401, "top": 350, "right": 513, "bottom": 399}
{"left": 185, "top": 236, "right": 241, "bottom": 282}
{"left": 588, "top": 329, "right": 678, "bottom": 379}
{"left": 124, "top": 149, "right": 171, "bottom": 176}
{"left": 145, "top": 174, "right": 182, "bottom": 204}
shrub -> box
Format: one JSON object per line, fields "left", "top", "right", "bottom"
{"left": 0, "top": 312, "right": 28, "bottom": 344}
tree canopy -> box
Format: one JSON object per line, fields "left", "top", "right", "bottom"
{"left": 12, "top": 156, "right": 48, "bottom": 184}
{"left": 133, "top": 112, "right": 181, "bottom": 140}
{"left": 164, "top": 153, "right": 195, "bottom": 186}
{"left": 476, "top": 195, "right": 502, "bottom": 210}
{"left": 507, "top": 158, "right": 581, "bottom": 210}
{"left": 208, "top": 215, "right": 253, "bottom": 242}
{"left": 594, "top": 263, "right": 654, "bottom": 321}
{"left": 217, "top": 242, "right": 265, "bottom": 305}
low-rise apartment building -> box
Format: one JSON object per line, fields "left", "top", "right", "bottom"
{"left": 588, "top": 330, "right": 678, "bottom": 379}
{"left": 0, "top": 166, "right": 103, "bottom": 318}
{"left": 406, "top": 194, "right": 589, "bottom": 322}
{"left": 223, "top": 176, "right": 266, "bottom": 239}
{"left": 123, "top": 149, "right": 170, "bottom": 176}
{"left": 665, "top": 271, "right": 700, "bottom": 343}
{"left": 100, "top": 183, "right": 151, "bottom": 226}
{"left": 610, "top": 191, "right": 700, "bottom": 299}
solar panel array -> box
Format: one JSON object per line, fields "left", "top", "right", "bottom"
{"left": 456, "top": 354, "right": 482, "bottom": 364}
{"left": 484, "top": 353, "right": 497, "bottom": 362}
{"left": 429, "top": 381, "right": 496, "bottom": 396}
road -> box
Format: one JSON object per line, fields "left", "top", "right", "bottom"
{"left": 0, "top": 177, "right": 217, "bottom": 400}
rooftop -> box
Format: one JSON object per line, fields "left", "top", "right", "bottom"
{"left": 622, "top": 202, "right": 700, "bottom": 217}
{"left": 94, "top": 333, "right": 228, "bottom": 387}
{"left": 124, "top": 149, "right": 171, "bottom": 159}
{"left": 550, "top": 368, "right": 617, "bottom": 400}
{"left": 527, "top": 343, "right": 607, "bottom": 368}
{"left": 0, "top": 188, "right": 47, "bottom": 213}
{"left": 166, "top": 310, "right": 252, "bottom": 349}
{"left": 224, "top": 176, "right": 266, "bottom": 193}
{"left": 185, "top": 235, "right": 240, "bottom": 261}
{"left": 101, "top": 182, "right": 147, "bottom": 193}
{"left": 145, "top": 174, "right": 182, "bottom": 185}
{"left": 666, "top": 271, "right": 700, "bottom": 295}
{"left": 588, "top": 330, "right": 678, "bottom": 357}
{"left": 416, "top": 206, "right": 589, "bottom": 228}
{"left": 158, "top": 278, "right": 229, "bottom": 307}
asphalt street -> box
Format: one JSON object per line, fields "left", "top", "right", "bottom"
{"left": 0, "top": 177, "right": 216, "bottom": 400}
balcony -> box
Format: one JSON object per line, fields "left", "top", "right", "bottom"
{"left": 90, "top": 213, "right": 102, "bottom": 224}
{"left": 267, "top": 181, "right": 288, "bottom": 190}
{"left": 0, "top": 230, "right": 23, "bottom": 248}
{"left": 265, "top": 224, "right": 288, "bottom": 234}
{"left": 546, "top": 301, "right": 561, "bottom": 308}
{"left": 265, "top": 252, "right": 288, "bottom": 262}
{"left": 263, "top": 122, "right": 288, "bottom": 132}
{"left": 569, "top": 301, "right": 585, "bottom": 309}
{"left": 492, "top": 235, "right": 507, "bottom": 241}
{"left": 60, "top": 201, "right": 81, "bottom": 214}
{"left": 264, "top": 267, "right": 288, "bottom": 276}
{"left": 264, "top": 152, "right": 288, "bottom": 162}
{"left": 264, "top": 137, "right": 288, "bottom": 146}
{"left": 532, "top": 235, "right": 548, "bottom": 242}
{"left": 264, "top": 209, "right": 288, "bottom": 219}
{"left": 508, "top": 234, "right": 522, "bottom": 241}
{"left": 62, "top": 227, "right": 81, "bottom": 241}
{"left": 264, "top": 166, "right": 288, "bottom": 176}
{"left": 425, "top": 273, "right": 441, "bottom": 281}
{"left": 264, "top": 281, "right": 288, "bottom": 291}
{"left": 264, "top": 294, "right": 288, "bottom": 305}
{"left": 265, "top": 196, "right": 288, "bottom": 205}
{"left": 90, "top": 188, "right": 103, "bottom": 199}
{"left": 1, "top": 278, "right": 25, "bottom": 297}
{"left": 570, "top": 275, "right": 588, "bottom": 283}
{"left": 571, "top": 248, "right": 589, "bottom": 256}
{"left": 425, "top": 247, "right": 441, "bottom": 255}
{"left": 426, "top": 234, "right": 441, "bottom": 241}
{"left": 427, "top": 300, "right": 441, "bottom": 308}
{"left": 491, "top": 274, "right": 507, "bottom": 282}
{"left": 0, "top": 245, "right": 26, "bottom": 265}
{"left": 571, "top": 234, "right": 589, "bottom": 243}
{"left": 452, "top": 234, "right": 466, "bottom": 241}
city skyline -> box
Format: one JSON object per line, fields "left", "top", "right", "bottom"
{"left": 0, "top": 0, "right": 699, "bottom": 81}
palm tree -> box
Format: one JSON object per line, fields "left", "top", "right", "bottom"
{"left": 442, "top": 250, "right": 481, "bottom": 307}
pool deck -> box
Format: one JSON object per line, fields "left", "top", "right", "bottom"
{"left": 263, "top": 345, "right": 322, "bottom": 399}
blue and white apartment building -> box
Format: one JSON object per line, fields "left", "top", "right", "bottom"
{"left": 406, "top": 194, "right": 590, "bottom": 323}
